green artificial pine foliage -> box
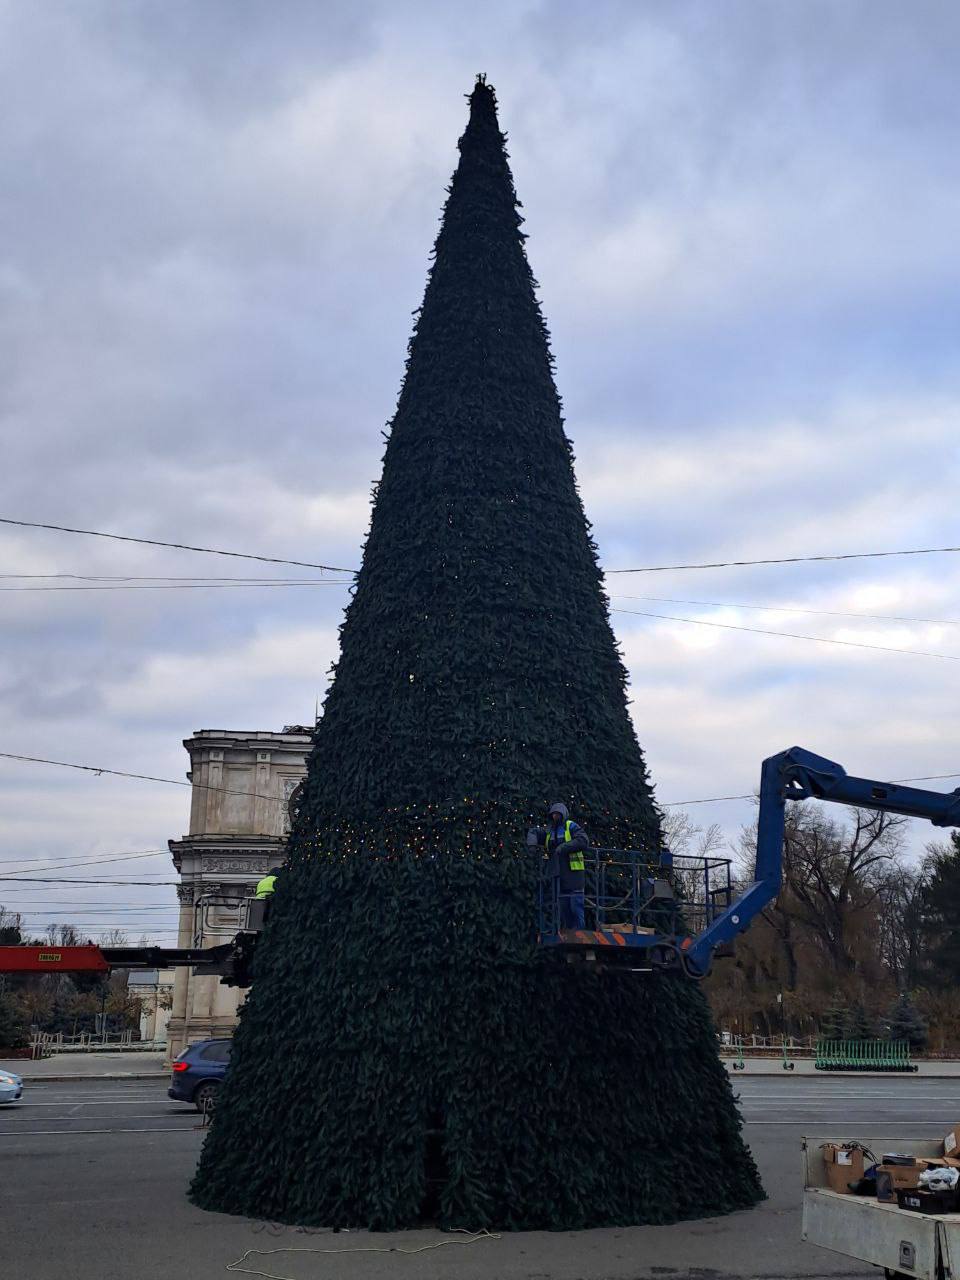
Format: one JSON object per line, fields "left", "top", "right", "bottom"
{"left": 0, "top": 994, "right": 27, "bottom": 1050}
{"left": 819, "top": 999, "right": 849, "bottom": 1041}
{"left": 190, "top": 76, "right": 763, "bottom": 1230}
{"left": 885, "top": 992, "right": 928, "bottom": 1052}
{"left": 920, "top": 832, "right": 960, "bottom": 986}
{"left": 843, "top": 1002, "right": 875, "bottom": 1041}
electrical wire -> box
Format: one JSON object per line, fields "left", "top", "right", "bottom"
{"left": 13, "top": 906, "right": 178, "bottom": 915}
{"left": 0, "top": 851, "right": 168, "bottom": 874}
{"left": 0, "top": 876, "right": 178, "bottom": 885}
{"left": 226, "top": 1230, "right": 499, "bottom": 1279}
{"left": 0, "top": 517, "right": 355, "bottom": 574}
{"left": 0, "top": 746, "right": 958, "bottom": 821}
{"left": 0, "top": 574, "right": 343, "bottom": 582}
{"left": 0, "top": 581, "right": 351, "bottom": 592}
{"left": 8, "top": 514, "right": 960, "bottom": 579}
{"left": 661, "top": 793, "right": 753, "bottom": 807}
{"left": 605, "top": 545, "right": 960, "bottom": 573}
{"left": 3, "top": 898, "right": 179, "bottom": 907}
{"left": 610, "top": 593, "right": 960, "bottom": 627}
{"left": 0, "top": 847, "right": 165, "bottom": 866}
{"left": 0, "top": 578, "right": 321, "bottom": 583}
{"left": 0, "top": 750, "right": 292, "bottom": 806}
{"left": 660, "top": 771, "right": 960, "bottom": 808}
{"left": 611, "top": 607, "right": 960, "bottom": 661}
{"left": 1, "top": 888, "right": 175, "bottom": 901}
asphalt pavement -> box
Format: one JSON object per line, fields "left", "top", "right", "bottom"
{"left": 0, "top": 1050, "right": 168, "bottom": 1080}
{"left": 2, "top": 1074, "right": 958, "bottom": 1280}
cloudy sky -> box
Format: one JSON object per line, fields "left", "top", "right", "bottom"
{"left": 2, "top": 1, "right": 959, "bottom": 942}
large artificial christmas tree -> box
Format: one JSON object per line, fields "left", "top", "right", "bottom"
{"left": 191, "top": 77, "right": 763, "bottom": 1230}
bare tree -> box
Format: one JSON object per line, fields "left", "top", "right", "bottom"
{"left": 45, "top": 923, "right": 81, "bottom": 947}
{"left": 734, "top": 801, "right": 908, "bottom": 985}
{"left": 98, "top": 928, "right": 129, "bottom": 948}
{"left": 875, "top": 856, "right": 929, "bottom": 989}
{"left": 662, "top": 810, "right": 725, "bottom": 860}
{"left": 663, "top": 810, "right": 727, "bottom": 927}
{"left": 782, "top": 805, "right": 907, "bottom": 972}
{"left": 0, "top": 906, "right": 22, "bottom": 947}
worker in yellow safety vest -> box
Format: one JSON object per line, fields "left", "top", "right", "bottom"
{"left": 254, "top": 867, "right": 283, "bottom": 900}
{"left": 527, "top": 803, "right": 591, "bottom": 928}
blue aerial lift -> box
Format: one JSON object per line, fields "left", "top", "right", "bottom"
{"left": 538, "top": 746, "right": 960, "bottom": 978}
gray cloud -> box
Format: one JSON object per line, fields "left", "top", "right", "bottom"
{"left": 1, "top": 0, "right": 959, "bottom": 934}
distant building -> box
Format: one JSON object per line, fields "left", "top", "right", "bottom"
{"left": 166, "top": 727, "right": 311, "bottom": 1060}
{"left": 127, "top": 968, "right": 176, "bottom": 1044}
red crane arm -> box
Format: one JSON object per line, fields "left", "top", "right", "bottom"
{"left": 0, "top": 944, "right": 110, "bottom": 974}
{"left": 0, "top": 940, "right": 250, "bottom": 984}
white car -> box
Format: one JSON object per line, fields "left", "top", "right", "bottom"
{"left": 0, "top": 1070, "right": 23, "bottom": 1104}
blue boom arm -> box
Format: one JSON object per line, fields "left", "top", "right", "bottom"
{"left": 685, "top": 746, "right": 960, "bottom": 975}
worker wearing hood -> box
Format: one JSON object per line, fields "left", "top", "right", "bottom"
{"left": 527, "top": 802, "right": 591, "bottom": 928}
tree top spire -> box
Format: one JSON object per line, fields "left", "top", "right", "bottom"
{"left": 467, "top": 72, "right": 498, "bottom": 117}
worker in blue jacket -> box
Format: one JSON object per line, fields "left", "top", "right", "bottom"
{"left": 527, "top": 802, "right": 591, "bottom": 929}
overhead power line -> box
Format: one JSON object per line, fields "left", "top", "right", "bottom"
{"left": 660, "top": 771, "right": 960, "bottom": 808}
{"left": 606, "top": 545, "right": 960, "bottom": 574}
{"left": 0, "top": 581, "right": 351, "bottom": 592}
{"left": 2, "top": 897, "right": 180, "bottom": 906}
{"left": 0, "top": 847, "right": 165, "bottom": 866}
{"left": 661, "top": 793, "right": 754, "bottom": 808}
{"left": 612, "top": 607, "right": 960, "bottom": 661}
{"left": 0, "top": 517, "right": 355, "bottom": 575}
{"left": 7, "top": 514, "right": 960, "bottom": 580}
{"left": 1, "top": 747, "right": 958, "bottom": 825}
{"left": 0, "top": 850, "right": 169, "bottom": 875}
{"left": 0, "top": 750, "right": 291, "bottom": 806}
{"left": 0, "top": 883, "right": 174, "bottom": 896}
{"left": 0, "top": 876, "right": 178, "bottom": 885}
{"left": 0, "top": 574, "right": 337, "bottom": 581}
{"left": 14, "top": 906, "right": 178, "bottom": 915}
{"left": 610, "top": 594, "right": 960, "bottom": 627}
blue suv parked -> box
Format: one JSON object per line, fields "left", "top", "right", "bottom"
{"left": 168, "top": 1037, "right": 232, "bottom": 1111}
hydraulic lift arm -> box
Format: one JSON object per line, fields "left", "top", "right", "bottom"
{"left": 0, "top": 939, "right": 251, "bottom": 985}
{"left": 0, "top": 898, "right": 268, "bottom": 986}
{"left": 685, "top": 746, "right": 960, "bottom": 975}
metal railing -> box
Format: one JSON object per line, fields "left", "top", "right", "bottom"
{"left": 191, "top": 893, "right": 251, "bottom": 948}
{"left": 726, "top": 1036, "right": 798, "bottom": 1070}
{"left": 719, "top": 1036, "right": 817, "bottom": 1055}
{"left": 28, "top": 1029, "right": 137, "bottom": 1058}
{"left": 537, "top": 846, "right": 732, "bottom": 941}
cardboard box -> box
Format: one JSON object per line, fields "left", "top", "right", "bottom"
{"left": 944, "top": 1127, "right": 960, "bottom": 1158}
{"left": 822, "top": 1144, "right": 865, "bottom": 1194}
{"left": 877, "top": 1163, "right": 925, "bottom": 1202}
{"left": 877, "top": 1158, "right": 960, "bottom": 1202}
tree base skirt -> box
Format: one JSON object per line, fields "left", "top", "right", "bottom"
{"left": 189, "top": 859, "right": 764, "bottom": 1233}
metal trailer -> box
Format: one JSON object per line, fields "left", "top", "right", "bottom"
{"left": 803, "top": 1137, "right": 960, "bottom": 1280}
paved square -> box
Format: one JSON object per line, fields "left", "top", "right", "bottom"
{"left": 3, "top": 1073, "right": 956, "bottom": 1279}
